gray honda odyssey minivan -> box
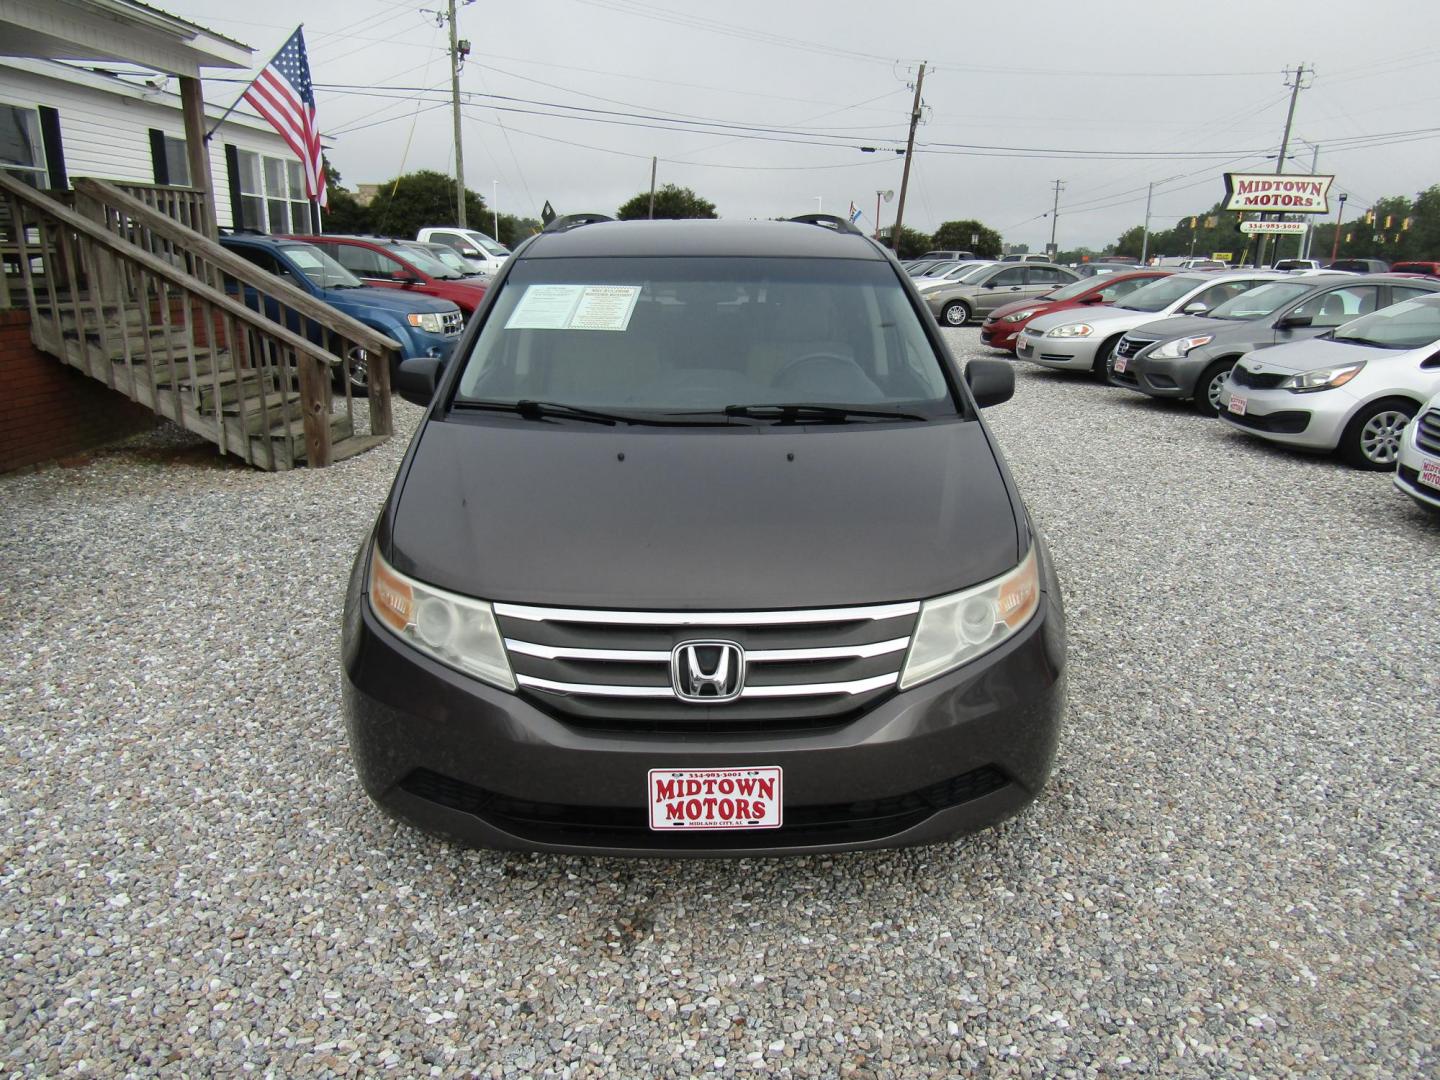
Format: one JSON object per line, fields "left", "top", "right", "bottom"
{"left": 341, "top": 214, "right": 1067, "bottom": 855}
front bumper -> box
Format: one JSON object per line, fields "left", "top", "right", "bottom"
{"left": 1394, "top": 417, "right": 1440, "bottom": 510}
{"left": 1215, "top": 383, "right": 1353, "bottom": 450}
{"left": 1110, "top": 341, "right": 1207, "bottom": 399}
{"left": 340, "top": 545, "right": 1068, "bottom": 857}
{"left": 1015, "top": 330, "right": 1101, "bottom": 371}
{"left": 980, "top": 320, "right": 1022, "bottom": 351}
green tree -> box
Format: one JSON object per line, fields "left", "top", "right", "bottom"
{"left": 616, "top": 183, "right": 717, "bottom": 220}
{"left": 880, "top": 225, "right": 931, "bottom": 259}
{"left": 931, "top": 219, "right": 1002, "bottom": 259}
{"left": 359, "top": 170, "right": 490, "bottom": 238}
{"left": 317, "top": 156, "right": 371, "bottom": 234}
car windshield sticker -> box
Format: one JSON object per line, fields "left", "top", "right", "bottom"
{"left": 505, "top": 284, "right": 642, "bottom": 331}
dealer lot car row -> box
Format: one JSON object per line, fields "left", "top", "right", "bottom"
{"left": 986, "top": 263, "right": 1440, "bottom": 492}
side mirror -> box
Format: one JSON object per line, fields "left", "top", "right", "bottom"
{"left": 966, "top": 359, "right": 1015, "bottom": 408}
{"left": 1079, "top": 295, "right": 1105, "bottom": 304}
{"left": 1182, "top": 301, "right": 1209, "bottom": 315}
{"left": 1277, "top": 313, "right": 1313, "bottom": 329}
{"left": 395, "top": 355, "right": 444, "bottom": 406}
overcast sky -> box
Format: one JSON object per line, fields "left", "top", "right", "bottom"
{"left": 183, "top": 0, "right": 1440, "bottom": 250}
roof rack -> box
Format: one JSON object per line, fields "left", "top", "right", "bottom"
{"left": 542, "top": 213, "right": 615, "bottom": 234}
{"left": 786, "top": 213, "right": 864, "bottom": 236}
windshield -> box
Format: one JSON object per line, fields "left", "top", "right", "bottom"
{"left": 1048, "top": 275, "right": 1117, "bottom": 301}
{"left": 1332, "top": 297, "right": 1440, "bottom": 350}
{"left": 1119, "top": 274, "right": 1206, "bottom": 312}
{"left": 471, "top": 233, "right": 510, "bottom": 256}
{"left": 905, "top": 261, "right": 938, "bottom": 276}
{"left": 1207, "top": 281, "right": 1314, "bottom": 319}
{"left": 385, "top": 242, "right": 463, "bottom": 280}
{"left": 427, "top": 246, "right": 484, "bottom": 275}
{"left": 453, "top": 257, "right": 956, "bottom": 417}
{"left": 283, "top": 244, "right": 362, "bottom": 288}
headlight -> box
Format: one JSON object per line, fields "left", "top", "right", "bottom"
{"left": 1002, "top": 309, "right": 1040, "bottom": 323}
{"left": 407, "top": 312, "right": 445, "bottom": 333}
{"left": 1278, "top": 362, "right": 1366, "bottom": 393}
{"left": 1149, "top": 334, "right": 1215, "bottom": 360}
{"left": 1046, "top": 323, "right": 1093, "bottom": 338}
{"left": 368, "top": 548, "right": 515, "bottom": 690}
{"left": 899, "top": 547, "right": 1040, "bottom": 690}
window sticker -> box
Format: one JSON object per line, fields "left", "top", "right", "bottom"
{"left": 505, "top": 284, "right": 642, "bottom": 331}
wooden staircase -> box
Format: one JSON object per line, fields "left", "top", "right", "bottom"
{"left": 0, "top": 174, "right": 400, "bottom": 470}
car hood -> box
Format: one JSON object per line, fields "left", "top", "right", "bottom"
{"left": 1025, "top": 305, "right": 1158, "bottom": 333}
{"left": 988, "top": 296, "right": 1077, "bottom": 321}
{"left": 1123, "top": 314, "right": 1230, "bottom": 341}
{"left": 321, "top": 284, "right": 457, "bottom": 314}
{"left": 1235, "top": 335, "right": 1395, "bottom": 374}
{"left": 388, "top": 418, "right": 1021, "bottom": 609}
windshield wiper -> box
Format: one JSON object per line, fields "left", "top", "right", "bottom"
{"left": 717, "top": 403, "right": 928, "bottom": 423}
{"left": 452, "top": 399, "right": 627, "bottom": 425}
{"left": 1332, "top": 336, "right": 1407, "bottom": 349}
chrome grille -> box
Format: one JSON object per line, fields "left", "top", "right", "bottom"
{"left": 1116, "top": 334, "right": 1152, "bottom": 359}
{"left": 1412, "top": 409, "right": 1440, "bottom": 456}
{"left": 496, "top": 601, "right": 918, "bottom": 732}
{"left": 1230, "top": 364, "right": 1286, "bottom": 390}
{"left": 442, "top": 310, "right": 464, "bottom": 336}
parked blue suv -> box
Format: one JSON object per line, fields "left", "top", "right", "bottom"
{"left": 219, "top": 234, "right": 463, "bottom": 392}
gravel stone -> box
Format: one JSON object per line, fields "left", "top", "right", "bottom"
{"left": 1, "top": 327, "right": 1436, "bottom": 1077}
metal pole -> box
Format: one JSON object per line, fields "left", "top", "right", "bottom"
{"left": 1140, "top": 181, "right": 1155, "bottom": 264}
{"left": 1259, "top": 62, "right": 1307, "bottom": 268}
{"left": 492, "top": 179, "right": 499, "bottom": 241}
{"left": 1330, "top": 194, "right": 1347, "bottom": 264}
{"left": 648, "top": 156, "right": 657, "bottom": 219}
{"left": 1048, "top": 179, "right": 1063, "bottom": 255}
{"left": 448, "top": 0, "right": 466, "bottom": 228}
{"left": 1300, "top": 143, "right": 1319, "bottom": 258}
{"left": 874, "top": 191, "right": 882, "bottom": 240}
{"left": 891, "top": 61, "right": 926, "bottom": 251}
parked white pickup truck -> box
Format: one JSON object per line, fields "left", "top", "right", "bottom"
{"left": 415, "top": 227, "right": 512, "bottom": 277}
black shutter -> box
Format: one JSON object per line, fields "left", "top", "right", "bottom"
{"left": 148, "top": 128, "right": 169, "bottom": 184}
{"left": 224, "top": 144, "right": 244, "bottom": 231}
{"left": 37, "top": 106, "right": 66, "bottom": 190}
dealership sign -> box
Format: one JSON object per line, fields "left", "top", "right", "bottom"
{"left": 1223, "top": 173, "right": 1334, "bottom": 213}
{"left": 1240, "top": 220, "right": 1308, "bottom": 235}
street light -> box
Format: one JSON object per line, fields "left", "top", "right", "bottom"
{"left": 1330, "top": 192, "right": 1348, "bottom": 264}
{"left": 491, "top": 180, "right": 499, "bottom": 242}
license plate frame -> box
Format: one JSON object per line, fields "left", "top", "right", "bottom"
{"left": 648, "top": 767, "right": 783, "bottom": 831}
{"left": 1228, "top": 393, "right": 1248, "bottom": 416}
{"left": 1420, "top": 457, "right": 1440, "bottom": 492}
{"left": 1113, "top": 353, "right": 1128, "bottom": 373}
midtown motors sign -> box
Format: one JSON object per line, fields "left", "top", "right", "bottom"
{"left": 1223, "top": 173, "right": 1334, "bottom": 213}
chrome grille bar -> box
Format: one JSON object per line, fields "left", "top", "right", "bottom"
{"left": 494, "top": 601, "right": 920, "bottom": 626}
{"left": 515, "top": 672, "right": 900, "bottom": 699}
{"left": 504, "top": 636, "right": 911, "bottom": 663}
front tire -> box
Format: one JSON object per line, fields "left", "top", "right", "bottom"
{"left": 1339, "top": 399, "right": 1416, "bottom": 470}
{"left": 1093, "top": 335, "right": 1124, "bottom": 380}
{"left": 1193, "top": 359, "right": 1236, "bottom": 417}
{"left": 942, "top": 300, "right": 971, "bottom": 327}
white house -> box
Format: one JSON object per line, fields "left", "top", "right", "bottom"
{"left": 1, "top": 56, "right": 314, "bottom": 233}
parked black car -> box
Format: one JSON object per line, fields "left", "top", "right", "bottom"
{"left": 341, "top": 214, "right": 1068, "bottom": 855}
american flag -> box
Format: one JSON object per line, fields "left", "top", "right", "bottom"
{"left": 242, "top": 27, "right": 326, "bottom": 208}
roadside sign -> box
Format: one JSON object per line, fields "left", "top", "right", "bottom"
{"left": 1211, "top": 251, "right": 1233, "bottom": 262}
{"left": 1223, "top": 173, "right": 1334, "bottom": 214}
{"left": 1239, "top": 220, "right": 1307, "bottom": 235}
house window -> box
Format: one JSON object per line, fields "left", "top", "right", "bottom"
{"left": 1, "top": 104, "right": 47, "bottom": 188}
{"left": 148, "top": 129, "right": 191, "bottom": 186}
{"left": 236, "top": 149, "right": 312, "bottom": 234}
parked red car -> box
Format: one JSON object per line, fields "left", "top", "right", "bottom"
{"left": 979, "top": 269, "right": 1174, "bottom": 352}
{"left": 287, "top": 235, "right": 489, "bottom": 316}
{"left": 1390, "top": 261, "right": 1440, "bottom": 278}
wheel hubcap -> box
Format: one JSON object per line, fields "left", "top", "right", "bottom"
{"left": 947, "top": 306, "right": 966, "bottom": 325}
{"left": 1207, "top": 369, "right": 1230, "bottom": 409}
{"left": 348, "top": 348, "right": 369, "bottom": 389}
{"left": 1360, "top": 411, "right": 1410, "bottom": 464}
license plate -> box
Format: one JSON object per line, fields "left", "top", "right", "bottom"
{"left": 1113, "top": 354, "right": 1128, "bottom": 373}
{"left": 1421, "top": 458, "right": 1440, "bottom": 491}
{"left": 648, "top": 767, "right": 782, "bottom": 831}
{"left": 1228, "top": 393, "right": 1248, "bottom": 416}
{"left": 1017, "top": 342, "right": 1032, "bottom": 357}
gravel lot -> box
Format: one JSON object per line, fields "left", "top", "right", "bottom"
{"left": 2, "top": 327, "right": 1437, "bottom": 1077}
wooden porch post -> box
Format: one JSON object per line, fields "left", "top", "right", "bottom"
{"left": 179, "top": 76, "right": 218, "bottom": 239}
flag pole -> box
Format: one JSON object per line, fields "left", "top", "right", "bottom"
{"left": 205, "top": 26, "right": 301, "bottom": 141}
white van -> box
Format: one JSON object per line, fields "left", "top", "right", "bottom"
{"left": 415, "top": 227, "right": 512, "bottom": 277}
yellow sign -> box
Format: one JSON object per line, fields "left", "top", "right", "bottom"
{"left": 1211, "top": 252, "right": 1234, "bottom": 262}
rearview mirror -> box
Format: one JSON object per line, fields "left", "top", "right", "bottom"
{"left": 395, "top": 355, "right": 444, "bottom": 406}
{"left": 966, "top": 359, "right": 1015, "bottom": 408}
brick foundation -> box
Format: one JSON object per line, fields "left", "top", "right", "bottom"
{"left": 0, "top": 308, "right": 159, "bottom": 473}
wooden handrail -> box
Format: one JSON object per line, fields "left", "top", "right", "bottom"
{"left": 75, "top": 177, "right": 401, "bottom": 358}
{"left": 0, "top": 171, "right": 352, "bottom": 371}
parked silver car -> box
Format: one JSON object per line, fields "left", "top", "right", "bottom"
{"left": 1018, "top": 271, "right": 1284, "bottom": 378}
{"left": 922, "top": 262, "right": 1079, "bottom": 326}
{"left": 1394, "top": 388, "right": 1440, "bottom": 512}
{"left": 1217, "top": 295, "right": 1440, "bottom": 470}
{"left": 1109, "top": 275, "right": 1439, "bottom": 414}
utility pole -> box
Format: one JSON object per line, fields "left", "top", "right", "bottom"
{"left": 1330, "top": 192, "right": 1348, "bottom": 263}
{"left": 1048, "top": 179, "right": 1064, "bottom": 257}
{"left": 1257, "top": 63, "right": 1309, "bottom": 267}
{"left": 891, "top": 61, "right": 926, "bottom": 251}
{"left": 447, "top": 0, "right": 466, "bottom": 227}
{"left": 1140, "top": 180, "right": 1155, "bottom": 264}
{"left": 648, "top": 156, "right": 657, "bottom": 219}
